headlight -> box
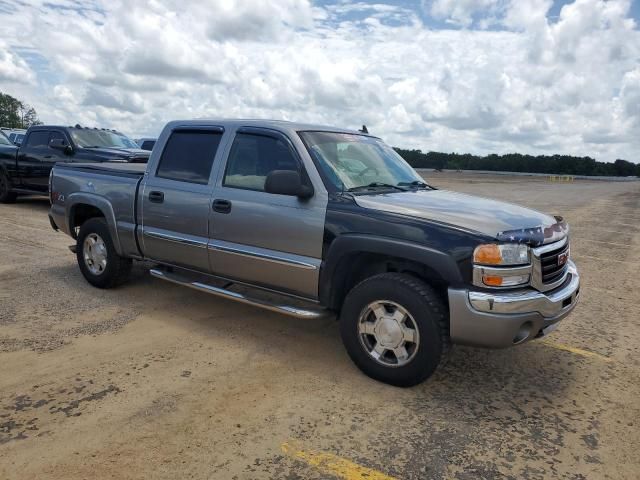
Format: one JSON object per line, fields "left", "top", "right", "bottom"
{"left": 473, "top": 243, "right": 530, "bottom": 266}
{"left": 473, "top": 243, "right": 531, "bottom": 288}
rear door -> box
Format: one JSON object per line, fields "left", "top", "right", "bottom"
{"left": 208, "top": 127, "right": 327, "bottom": 299}
{"left": 140, "top": 126, "right": 224, "bottom": 271}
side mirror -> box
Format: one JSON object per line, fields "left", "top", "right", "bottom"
{"left": 265, "top": 170, "right": 313, "bottom": 199}
{"left": 49, "top": 138, "right": 73, "bottom": 154}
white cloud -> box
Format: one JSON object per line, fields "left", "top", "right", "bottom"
{"left": 426, "top": 0, "right": 503, "bottom": 28}
{"left": 0, "top": 0, "right": 638, "bottom": 162}
{"left": 0, "top": 40, "right": 36, "bottom": 84}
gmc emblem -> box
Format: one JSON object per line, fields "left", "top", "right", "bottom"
{"left": 558, "top": 251, "right": 569, "bottom": 267}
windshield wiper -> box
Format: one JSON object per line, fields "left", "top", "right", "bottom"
{"left": 398, "top": 180, "right": 433, "bottom": 189}
{"left": 347, "top": 182, "right": 408, "bottom": 192}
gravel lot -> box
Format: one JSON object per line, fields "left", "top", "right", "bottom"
{"left": 1, "top": 173, "right": 639, "bottom": 479}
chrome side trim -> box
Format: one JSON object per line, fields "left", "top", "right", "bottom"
{"left": 531, "top": 237, "right": 569, "bottom": 292}
{"left": 472, "top": 264, "right": 532, "bottom": 288}
{"left": 150, "top": 268, "right": 329, "bottom": 319}
{"left": 468, "top": 261, "right": 579, "bottom": 317}
{"left": 144, "top": 230, "right": 208, "bottom": 249}
{"left": 208, "top": 240, "right": 319, "bottom": 270}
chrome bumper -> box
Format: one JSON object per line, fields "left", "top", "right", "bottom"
{"left": 448, "top": 261, "right": 580, "bottom": 348}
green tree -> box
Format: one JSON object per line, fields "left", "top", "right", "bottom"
{"left": 0, "top": 92, "right": 42, "bottom": 129}
{"left": 394, "top": 147, "right": 638, "bottom": 178}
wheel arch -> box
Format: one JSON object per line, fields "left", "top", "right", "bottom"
{"left": 66, "top": 193, "right": 123, "bottom": 255}
{"left": 319, "top": 234, "right": 463, "bottom": 311}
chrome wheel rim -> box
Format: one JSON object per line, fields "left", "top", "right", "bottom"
{"left": 357, "top": 301, "right": 420, "bottom": 367}
{"left": 83, "top": 233, "right": 107, "bottom": 275}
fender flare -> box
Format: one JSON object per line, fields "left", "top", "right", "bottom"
{"left": 66, "top": 192, "right": 123, "bottom": 255}
{"left": 319, "top": 234, "right": 463, "bottom": 309}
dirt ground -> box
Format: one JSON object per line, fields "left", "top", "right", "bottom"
{"left": 1, "top": 172, "right": 639, "bottom": 480}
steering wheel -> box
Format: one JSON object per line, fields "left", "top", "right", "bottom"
{"left": 359, "top": 166, "right": 378, "bottom": 177}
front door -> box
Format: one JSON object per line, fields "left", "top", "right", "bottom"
{"left": 140, "top": 127, "right": 224, "bottom": 271}
{"left": 18, "top": 129, "right": 52, "bottom": 191}
{"left": 208, "top": 128, "right": 327, "bottom": 299}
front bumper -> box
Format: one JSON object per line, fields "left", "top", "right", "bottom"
{"left": 448, "top": 261, "right": 580, "bottom": 348}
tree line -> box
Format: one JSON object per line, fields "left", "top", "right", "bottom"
{"left": 394, "top": 148, "right": 639, "bottom": 178}
{"left": 0, "top": 91, "right": 41, "bottom": 129}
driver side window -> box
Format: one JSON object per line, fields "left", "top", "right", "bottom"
{"left": 223, "top": 133, "right": 299, "bottom": 192}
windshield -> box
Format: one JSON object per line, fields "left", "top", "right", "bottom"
{"left": 0, "top": 133, "right": 11, "bottom": 146}
{"left": 299, "top": 131, "right": 424, "bottom": 191}
{"left": 70, "top": 129, "right": 139, "bottom": 149}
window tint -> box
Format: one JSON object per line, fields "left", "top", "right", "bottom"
{"left": 223, "top": 133, "right": 299, "bottom": 191}
{"left": 26, "top": 131, "right": 50, "bottom": 148}
{"left": 49, "top": 131, "right": 68, "bottom": 145}
{"left": 156, "top": 130, "right": 222, "bottom": 184}
{"left": 141, "top": 140, "right": 155, "bottom": 151}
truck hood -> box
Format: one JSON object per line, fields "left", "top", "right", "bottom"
{"left": 83, "top": 146, "right": 149, "bottom": 162}
{"left": 354, "top": 190, "right": 568, "bottom": 246}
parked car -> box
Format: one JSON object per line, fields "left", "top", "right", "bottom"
{"left": 135, "top": 137, "right": 156, "bottom": 151}
{"left": 0, "top": 124, "right": 149, "bottom": 202}
{"left": 48, "top": 119, "right": 580, "bottom": 386}
{"left": 0, "top": 128, "right": 27, "bottom": 146}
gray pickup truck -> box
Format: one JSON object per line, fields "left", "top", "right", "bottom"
{"left": 49, "top": 119, "right": 580, "bottom": 386}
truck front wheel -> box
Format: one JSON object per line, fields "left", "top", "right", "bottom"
{"left": 339, "top": 273, "right": 449, "bottom": 387}
{"left": 76, "top": 218, "right": 132, "bottom": 289}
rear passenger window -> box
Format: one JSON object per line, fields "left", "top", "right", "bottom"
{"left": 26, "top": 131, "right": 50, "bottom": 148}
{"left": 223, "top": 133, "right": 299, "bottom": 191}
{"left": 156, "top": 130, "right": 222, "bottom": 184}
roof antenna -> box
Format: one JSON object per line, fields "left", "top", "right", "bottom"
{"left": 359, "top": 125, "right": 368, "bottom": 134}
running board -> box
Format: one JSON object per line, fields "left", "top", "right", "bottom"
{"left": 149, "top": 268, "right": 330, "bottom": 320}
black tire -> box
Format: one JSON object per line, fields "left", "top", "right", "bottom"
{"left": 0, "top": 170, "right": 17, "bottom": 203}
{"left": 76, "top": 217, "right": 132, "bottom": 289}
{"left": 339, "top": 273, "right": 450, "bottom": 387}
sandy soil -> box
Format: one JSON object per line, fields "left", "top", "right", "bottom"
{"left": 0, "top": 173, "right": 639, "bottom": 479}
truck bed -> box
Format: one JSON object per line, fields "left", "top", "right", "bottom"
{"left": 49, "top": 162, "right": 145, "bottom": 259}
{"left": 55, "top": 162, "right": 146, "bottom": 177}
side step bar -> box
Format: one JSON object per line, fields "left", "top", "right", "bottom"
{"left": 149, "top": 268, "right": 330, "bottom": 320}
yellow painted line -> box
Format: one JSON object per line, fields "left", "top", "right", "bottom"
{"left": 281, "top": 441, "right": 398, "bottom": 480}
{"left": 540, "top": 340, "right": 612, "bottom": 362}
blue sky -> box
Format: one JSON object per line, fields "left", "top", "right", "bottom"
{"left": 1, "top": 0, "right": 639, "bottom": 162}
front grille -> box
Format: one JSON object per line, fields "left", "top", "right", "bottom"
{"left": 531, "top": 238, "right": 570, "bottom": 292}
{"left": 540, "top": 242, "right": 569, "bottom": 284}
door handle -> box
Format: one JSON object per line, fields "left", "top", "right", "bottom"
{"left": 212, "top": 199, "right": 232, "bottom": 214}
{"left": 149, "top": 191, "right": 164, "bottom": 203}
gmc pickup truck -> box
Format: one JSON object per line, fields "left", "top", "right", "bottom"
{"left": 48, "top": 119, "right": 580, "bottom": 386}
{"left": 0, "top": 125, "right": 149, "bottom": 202}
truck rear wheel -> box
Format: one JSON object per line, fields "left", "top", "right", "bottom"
{"left": 76, "top": 218, "right": 132, "bottom": 289}
{"left": 339, "top": 273, "right": 449, "bottom": 387}
{"left": 0, "top": 171, "right": 17, "bottom": 203}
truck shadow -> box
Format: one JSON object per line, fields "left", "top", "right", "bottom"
{"left": 10, "top": 196, "right": 50, "bottom": 211}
